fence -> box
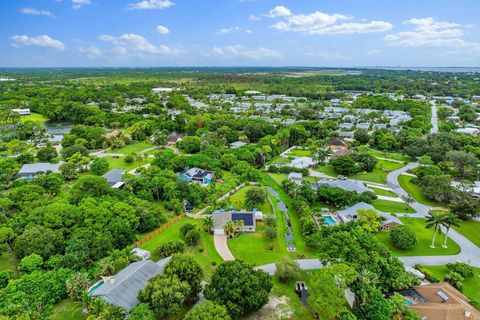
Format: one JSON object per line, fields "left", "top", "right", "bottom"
{"left": 134, "top": 214, "right": 185, "bottom": 247}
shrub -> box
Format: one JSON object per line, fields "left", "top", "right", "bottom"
{"left": 390, "top": 225, "right": 417, "bottom": 250}
{"left": 155, "top": 239, "right": 186, "bottom": 258}
{"left": 184, "top": 228, "right": 201, "bottom": 246}
{"left": 414, "top": 265, "right": 440, "bottom": 283}
{"left": 179, "top": 222, "right": 196, "bottom": 237}
{"left": 445, "top": 271, "right": 464, "bottom": 290}
{"left": 275, "top": 257, "right": 301, "bottom": 283}
{"left": 446, "top": 262, "right": 474, "bottom": 279}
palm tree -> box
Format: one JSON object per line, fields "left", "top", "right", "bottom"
{"left": 234, "top": 219, "right": 244, "bottom": 231}
{"left": 202, "top": 216, "right": 213, "bottom": 234}
{"left": 425, "top": 211, "right": 447, "bottom": 248}
{"left": 223, "top": 221, "right": 235, "bottom": 238}
{"left": 441, "top": 212, "right": 461, "bottom": 248}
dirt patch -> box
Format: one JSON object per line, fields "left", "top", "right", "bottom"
{"left": 249, "top": 295, "right": 294, "bottom": 320}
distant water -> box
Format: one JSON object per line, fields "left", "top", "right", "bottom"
{"left": 365, "top": 66, "right": 480, "bottom": 73}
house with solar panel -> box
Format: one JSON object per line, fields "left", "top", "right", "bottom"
{"left": 212, "top": 210, "right": 257, "bottom": 234}
{"left": 179, "top": 167, "right": 213, "bottom": 186}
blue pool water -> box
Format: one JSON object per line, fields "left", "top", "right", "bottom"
{"left": 405, "top": 300, "right": 413, "bottom": 306}
{"left": 324, "top": 215, "right": 337, "bottom": 226}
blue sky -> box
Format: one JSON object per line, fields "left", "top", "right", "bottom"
{"left": 1, "top": 0, "right": 479, "bottom": 67}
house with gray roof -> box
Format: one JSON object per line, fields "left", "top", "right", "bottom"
{"left": 337, "top": 202, "right": 402, "bottom": 231}
{"left": 339, "top": 122, "right": 354, "bottom": 131}
{"left": 102, "top": 169, "right": 125, "bottom": 189}
{"left": 356, "top": 122, "right": 370, "bottom": 130}
{"left": 213, "top": 210, "right": 257, "bottom": 234}
{"left": 315, "top": 179, "right": 371, "bottom": 194}
{"left": 230, "top": 141, "right": 247, "bottom": 149}
{"left": 90, "top": 257, "right": 171, "bottom": 311}
{"left": 15, "top": 162, "right": 62, "bottom": 180}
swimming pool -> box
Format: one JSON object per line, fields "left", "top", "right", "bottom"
{"left": 323, "top": 215, "right": 337, "bottom": 226}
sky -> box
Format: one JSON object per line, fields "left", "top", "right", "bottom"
{"left": 1, "top": 0, "right": 480, "bottom": 67}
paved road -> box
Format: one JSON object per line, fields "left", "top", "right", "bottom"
{"left": 430, "top": 101, "right": 439, "bottom": 134}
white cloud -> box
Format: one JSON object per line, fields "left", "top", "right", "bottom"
{"left": 384, "top": 17, "right": 479, "bottom": 49}
{"left": 99, "top": 33, "right": 182, "bottom": 55}
{"left": 21, "top": 8, "right": 52, "bottom": 16}
{"left": 249, "top": 14, "right": 261, "bottom": 21}
{"left": 156, "top": 25, "right": 170, "bottom": 34}
{"left": 268, "top": 5, "right": 291, "bottom": 18}
{"left": 79, "top": 46, "right": 103, "bottom": 59}
{"left": 11, "top": 35, "right": 65, "bottom": 50}
{"left": 269, "top": 7, "right": 392, "bottom": 35}
{"left": 128, "top": 0, "right": 174, "bottom": 10}
{"left": 71, "top": 0, "right": 91, "bottom": 9}
{"left": 212, "top": 45, "right": 281, "bottom": 60}
{"left": 216, "top": 27, "right": 252, "bottom": 35}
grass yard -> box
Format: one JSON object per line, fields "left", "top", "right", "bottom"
{"left": 112, "top": 141, "right": 154, "bottom": 154}
{"left": 316, "top": 160, "right": 405, "bottom": 184}
{"left": 0, "top": 252, "right": 16, "bottom": 273}
{"left": 20, "top": 112, "right": 48, "bottom": 124}
{"left": 357, "top": 146, "right": 413, "bottom": 162}
{"left": 375, "top": 217, "right": 461, "bottom": 256}
{"left": 105, "top": 156, "right": 151, "bottom": 171}
{"left": 398, "top": 175, "right": 443, "bottom": 207}
{"left": 372, "top": 199, "right": 415, "bottom": 213}
{"left": 369, "top": 186, "right": 399, "bottom": 198}
{"left": 420, "top": 265, "right": 480, "bottom": 306}
{"left": 139, "top": 218, "right": 222, "bottom": 280}
{"left": 287, "top": 149, "right": 312, "bottom": 157}
{"left": 453, "top": 220, "right": 480, "bottom": 248}
{"left": 50, "top": 299, "right": 85, "bottom": 320}
{"left": 227, "top": 185, "right": 273, "bottom": 215}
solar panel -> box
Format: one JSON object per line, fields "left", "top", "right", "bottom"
{"left": 436, "top": 291, "right": 449, "bottom": 302}
{"left": 232, "top": 213, "right": 254, "bottom": 226}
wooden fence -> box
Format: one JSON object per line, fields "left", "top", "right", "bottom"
{"left": 134, "top": 214, "right": 185, "bottom": 247}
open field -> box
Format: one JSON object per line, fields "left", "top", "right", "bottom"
{"left": 398, "top": 175, "right": 443, "bottom": 207}
{"left": 357, "top": 146, "right": 413, "bottom": 162}
{"left": 369, "top": 186, "right": 399, "bottom": 197}
{"left": 375, "top": 217, "right": 461, "bottom": 256}
{"left": 287, "top": 149, "right": 312, "bottom": 157}
{"left": 372, "top": 199, "right": 415, "bottom": 213}
{"left": 105, "top": 156, "right": 151, "bottom": 171}
{"left": 20, "top": 113, "right": 48, "bottom": 124}
{"left": 421, "top": 265, "right": 480, "bottom": 306}
{"left": 453, "top": 220, "right": 480, "bottom": 248}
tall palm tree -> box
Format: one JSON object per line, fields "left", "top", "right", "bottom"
{"left": 202, "top": 216, "right": 213, "bottom": 234}
{"left": 223, "top": 220, "right": 235, "bottom": 238}
{"left": 441, "top": 212, "right": 461, "bottom": 248}
{"left": 425, "top": 211, "right": 447, "bottom": 248}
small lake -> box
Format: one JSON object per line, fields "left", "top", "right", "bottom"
{"left": 43, "top": 121, "right": 73, "bottom": 135}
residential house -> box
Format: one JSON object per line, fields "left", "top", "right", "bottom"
{"left": 212, "top": 210, "right": 257, "bottom": 234}
{"left": 11, "top": 108, "right": 31, "bottom": 116}
{"left": 339, "top": 122, "right": 354, "bottom": 131}
{"left": 179, "top": 167, "right": 213, "bottom": 186}
{"left": 356, "top": 122, "right": 370, "bottom": 131}
{"left": 456, "top": 128, "right": 480, "bottom": 136}
{"left": 337, "top": 202, "right": 402, "bottom": 231}
{"left": 400, "top": 282, "right": 480, "bottom": 320}
{"left": 166, "top": 133, "right": 185, "bottom": 146}
{"left": 103, "top": 169, "right": 125, "bottom": 189}
{"left": 90, "top": 258, "right": 171, "bottom": 311}
{"left": 288, "top": 172, "right": 303, "bottom": 185}
{"left": 15, "top": 162, "right": 62, "bottom": 180}
{"left": 230, "top": 141, "right": 247, "bottom": 149}
{"left": 289, "top": 157, "right": 314, "bottom": 169}
{"left": 315, "top": 179, "right": 371, "bottom": 194}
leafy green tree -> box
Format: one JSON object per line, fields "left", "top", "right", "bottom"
{"left": 357, "top": 209, "right": 382, "bottom": 233}
{"left": 204, "top": 260, "right": 272, "bottom": 319}
{"left": 90, "top": 158, "right": 110, "bottom": 175}
{"left": 220, "top": 153, "right": 237, "bottom": 170}
{"left": 355, "top": 293, "right": 393, "bottom": 320}
{"left": 65, "top": 272, "right": 91, "bottom": 300}
{"left": 155, "top": 240, "right": 186, "bottom": 258}
{"left": 138, "top": 274, "right": 190, "bottom": 317}
{"left": 70, "top": 174, "right": 111, "bottom": 203}
{"left": 245, "top": 187, "right": 266, "bottom": 209}
{"left": 308, "top": 270, "right": 348, "bottom": 320}
{"left": 14, "top": 226, "right": 64, "bottom": 260}
{"left": 390, "top": 225, "right": 417, "bottom": 250}
{"left": 19, "top": 253, "right": 44, "bottom": 273}
{"left": 129, "top": 303, "right": 156, "bottom": 320}
{"left": 164, "top": 254, "right": 203, "bottom": 298}
{"left": 36, "top": 145, "right": 58, "bottom": 162}
{"left": 275, "top": 257, "right": 301, "bottom": 283}
{"left": 184, "top": 301, "right": 231, "bottom": 320}
{"left": 330, "top": 155, "right": 359, "bottom": 176}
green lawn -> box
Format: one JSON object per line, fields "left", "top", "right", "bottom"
{"left": 316, "top": 160, "right": 405, "bottom": 184}
{"left": 20, "top": 112, "right": 48, "bottom": 124}
{"left": 375, "top": 217, "right": 461, "bottom": 256}
{"left": 227, "top": 186, "right": 273, "bottom": 215}
{"left": 421, "top": 265, "right": 480, "bottom": 306}
{"left": 50, "top": 299, "right": 85, "bottom": 320}
{"left": 369, "top": 186, "right": 399, "bottom": 198}
{"left": 453, "top": 220, "right": 480, "bottom": 248}
{"left": 0, "top": 252, "right": 16, "bottom": 273}
{"left": 268, "top": 173, "right": 288, "bottom": 186}
{"left": 287, "top": 149, "right": 312, "bottom": 157}
{"left": 105, "top": 156, "right": 151, "bottom": 171}
{"left": 372, "top": 199, "right": 415, "bottom": 213}
{"left": 112, "top": 141, "right": 154, "bottom": 154}
{"left": 140, "top": 218, "right": 222, "bottom": 280}
{"left": 398, "top": 175, "right": 443, "bottom": 207}
{"left": 357, "top": 146, "right": 413, "bottom": 162}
